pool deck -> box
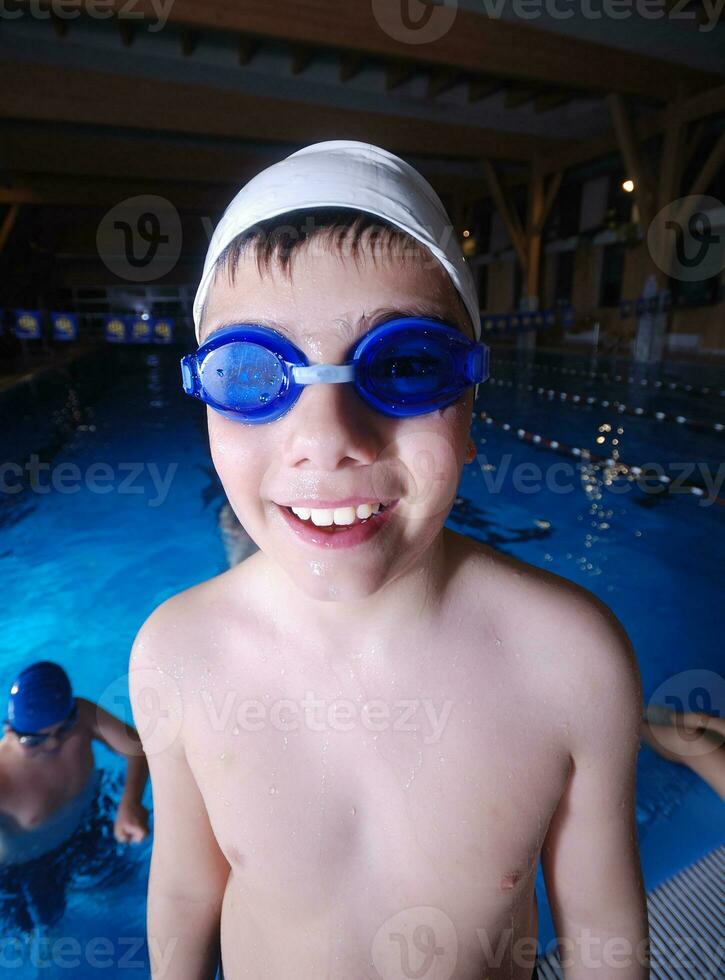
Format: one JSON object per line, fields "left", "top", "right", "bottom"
{"left": 535, "top": 844, "right": 725, "bottom": 979}
{"left": 0, "top": 345, "right": 94, "bottom": 396}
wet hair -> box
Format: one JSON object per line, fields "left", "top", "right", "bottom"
{"left": 199, "top": 207, "right": 472, "bottom": 337}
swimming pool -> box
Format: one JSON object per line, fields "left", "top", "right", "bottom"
{"left": 1, "top": 344, "right": 723, "bottom": 973}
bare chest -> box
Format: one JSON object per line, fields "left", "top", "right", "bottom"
{"left": 0, "top": 734, "right": 94, "bottom": 828}
{"left": 184, "top": 637, "right": 569, "bottom": 933}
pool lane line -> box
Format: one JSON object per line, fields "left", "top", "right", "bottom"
{"left": 487, "top": 376, "right": 724, "bottom": 435}
{"left": 477, "top": 410, "right": 725, "bottom": 507}
{"left": 491, "top": 357, "right": 723, "bottom": 399}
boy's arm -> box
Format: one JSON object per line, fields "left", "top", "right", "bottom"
{"left": 540, "top": 602, "right": 650, "bottom": 979}
{"left": 130, "top": 609, "right": 231, "bottom": 980}
{"left": 79, "top": 697, "right": 150, "bottom": 841}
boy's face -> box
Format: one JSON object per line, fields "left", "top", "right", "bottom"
{"left": 200, "top": 239, "right": 477, "bottom": 603}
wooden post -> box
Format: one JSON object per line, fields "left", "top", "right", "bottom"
{"left": 0, "top": 204, "right": 20, "bottom": 254}
{"left": 482, "top": 160, "right": 528, "bottom": 271}
{"left": 607, "top": 93, "right": 656, "bottom": 232}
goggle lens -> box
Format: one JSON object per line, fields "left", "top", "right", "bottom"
{"left": 199, "top": 342, "right": 288, "bottom": 413}
{"left": 366, "top": 333, "right": 456, "bottom": 404}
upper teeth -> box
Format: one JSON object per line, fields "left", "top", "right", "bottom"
{"left": 290, "top": 502, "right": 383, "bottom": 525}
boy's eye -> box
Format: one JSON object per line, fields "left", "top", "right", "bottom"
{"left": 377, "top": 355, "right": 437, "bottom": 378}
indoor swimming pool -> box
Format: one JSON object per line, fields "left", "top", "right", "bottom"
{"left": 1, "top": 344, "right": 723, "bottom": 975}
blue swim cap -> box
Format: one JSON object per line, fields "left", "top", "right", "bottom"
{"left": 6, "top": 661, "right": 75, "bottom": 733}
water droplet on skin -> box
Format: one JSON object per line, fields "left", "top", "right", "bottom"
{"left": 269, "top": 785, "right": 278, "bottom": 795}
{"left": 232, "top": 725, "right": 240, "bottom": 736}
{"left": 219, "top": 753, "right": 226, "bottom": 760}
{"left": 350, "top": 807, "right": 357, "bottom": 816}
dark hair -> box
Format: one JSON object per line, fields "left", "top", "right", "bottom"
{"left": 215, "top": 207, "right": 428, "bottom": 277}
{"left": 201, "top": 207, "right": 471, "bottom": 334}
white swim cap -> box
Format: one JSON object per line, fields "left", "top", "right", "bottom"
{"left": 193, "top": 140, "right": 480, "bottom": 342}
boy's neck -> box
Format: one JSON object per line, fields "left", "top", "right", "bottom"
{"left": 257, "top": 528, "right": 455, "bottom": 647}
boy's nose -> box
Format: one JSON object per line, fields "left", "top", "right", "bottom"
{"left": 281, "top": 380, "right": 381, "bottom": 470}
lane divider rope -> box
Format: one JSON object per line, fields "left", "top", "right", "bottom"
{"left": 492, "top": 357, "right": 722, "bottom": 399}
{"left": 487, "top": 376, "right": 724, "bottom": 435}
{"left": 476, "top": 410, "right": 725, "bottom": 507}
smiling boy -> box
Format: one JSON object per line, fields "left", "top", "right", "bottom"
{"left": 130, "top": 142, "right": 649, "bottom": 979}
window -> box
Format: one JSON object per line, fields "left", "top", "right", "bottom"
{"left": 672, "top": 274, "right": 719, "bottom": 309}
{"left": 599, "top": 243, "right": 625, "bottom": 307}
{"left": 554, "top": 250, "right": 574, "bottom": 305}
{"left": 605, "top": 171, "right": 633, "bottom": 226}
{"left": 513, "top": 262, "right": 522, "bottom": 308}
{"left": 547, "top": 182, "right": 582, "bottom": 241}
{"left": 476, "top": 264, "right": 488, "bottom": 310}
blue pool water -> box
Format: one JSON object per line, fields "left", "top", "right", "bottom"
{"left": 1, "top": 344, "right": 723, "bottom": 974}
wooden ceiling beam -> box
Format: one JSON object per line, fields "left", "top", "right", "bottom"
{"left": 385, "top": 61, "right": 416, "bottom": 91}
{"left": 505, "top": 86, "right": 539, "bottom": 110}
{"left": 0, "top": 64, "right": 566, "bottom": 163}
{"left": 291, "top": 45, "right": 314, "bottom": 76}
{"left": 238, "top": 35, "right": 259, "bottom": 66}
{"left": 540, "top": 81, "right": 725, "bottom": 175}
{"left": 0, "top": 175, "right": 231, "bottom": 210}
{"left": 427, "top": 68, "right": 462, "bottom": 100}
{"left": 340, "top": 52, "right": 365, "bottom": 83}
{"left": 15, "top": 1, "right": 717, "bottom": 99}
{"left": 180, "top": 28, "right": 199, "bottom": 58}
{"left": 468, "top": 78, "right": 502, "bottom": 104}
{"left": 534, "top": 91, "right": 575, "bottom": 113}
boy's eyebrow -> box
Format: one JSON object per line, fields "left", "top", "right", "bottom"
{"left": 201, "top": 303, "right": 463, "bottom": 345}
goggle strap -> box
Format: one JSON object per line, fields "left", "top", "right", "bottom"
{"left": 466, "top": 344, "right": 490, "bottom": 384}
{"left": 180, "top": 355, "right": 200, "bottom": 395}
{"left": 291, "top": 363, "right": 355, "bottom": 385}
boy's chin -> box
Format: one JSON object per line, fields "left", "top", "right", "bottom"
{"left": 280, "top": 557, "right": 389, "bottom": 604}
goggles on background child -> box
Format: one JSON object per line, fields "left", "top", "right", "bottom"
{"left": 181, "top": 316, "right": 490, "bottom": 424}
{"left": 7, "top": 700, "right": 78, "bottom": 748}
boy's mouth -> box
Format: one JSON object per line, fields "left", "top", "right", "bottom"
{"left": 273, "top": 498, "right": 399, "bottom": 547}
{"left": 283, "top": 501, "right": 390, "bottom": 533}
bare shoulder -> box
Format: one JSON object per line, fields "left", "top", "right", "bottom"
{"left": 451, "top": 531, "right": 643, "bottom": 745}
{"left": 129, "top": 553, "right": 265, "bottom": 674}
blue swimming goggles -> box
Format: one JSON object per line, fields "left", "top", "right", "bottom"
{"left": 181, "top": 316, "right": 490, "bottom": 424}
